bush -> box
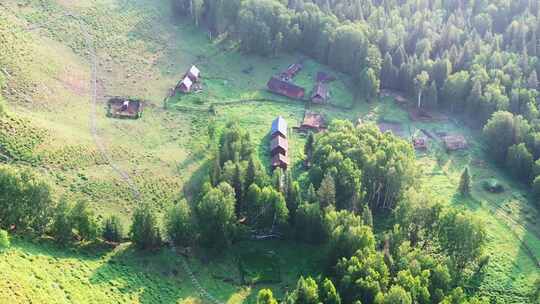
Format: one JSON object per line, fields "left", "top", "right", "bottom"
{"left": 0, "top": 229, "right": 10, "bottom": 251}
{"left": 102, "top": 215, "right": 123, "bottom": 243}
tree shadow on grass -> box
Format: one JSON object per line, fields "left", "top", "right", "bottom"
{"left": 89, "top": 244, "right": 204, "bottom": 304}
{"left": 12, "top": 236, "right": 113, "bottom": 262}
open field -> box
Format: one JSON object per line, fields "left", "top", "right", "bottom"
{"left": 0, "top": 0, "right": 538, "bottom": 303}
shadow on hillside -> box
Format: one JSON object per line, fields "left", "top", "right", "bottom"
{"left": 13, "top": 237, "right": 112, "bottom": 262}
{"left": 89, "top": 244, "right": 203, "bottom": 304}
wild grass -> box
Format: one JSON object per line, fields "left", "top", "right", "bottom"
{"left": 0, "top": 0, "right": 538, "bottom": 303}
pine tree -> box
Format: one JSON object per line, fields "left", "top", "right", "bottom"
{"left": 257, "top": 289, "right": 278, "bottom": 304}
{"left": 233, "top": 162, "right": 244, "bottom": 213}
{"left": 458, "top": 167, "right": 472, "bottom": 196}
{"left": 102, "top": 215, "right": 123, "bottom": 243}
{"left": 306, "top": 183, "right": 318, "bottom": 205}
{"left": 210, "top": 149, "right": 221, "bottom": 186}
{"left": 317, "top": 173, "right": 336, "bottom": 208}
{"left": 246, "top": 155, "right": 257, "bottom": 188}
{"left": 305, "top": 132, "right": 314, "bottom": 167}
{"left": 362, "top": 205, "right": 373, "bottom": 227}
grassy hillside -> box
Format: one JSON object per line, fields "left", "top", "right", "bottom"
{"left": 0, "top": 0, "right": 538, "bottom": 303}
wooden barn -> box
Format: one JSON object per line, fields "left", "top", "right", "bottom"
{"left": 107, "top": 97, "right": 143, "bottom": 119}
{"left": 267, "top": 77, "right": 305, "bottom": 100}
{"left": 311, "top": 82, "right": 329, "bottom": 104}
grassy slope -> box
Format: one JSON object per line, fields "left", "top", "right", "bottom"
{"left": 0, "top": 0, "right": 538, "bottom": 303}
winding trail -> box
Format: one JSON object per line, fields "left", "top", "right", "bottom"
{"left": 2, "top": 3, "right": 225, "bottom": 303}
{"left": 75, "top": 11, "right": 224, "bottom": 304}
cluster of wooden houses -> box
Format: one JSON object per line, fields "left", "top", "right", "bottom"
{"left": 270, "top": 116, "right": 289, "bottom": 171}
{"left": 266, "top": 63, "right": 330, "bottom": 104}
{"left": 175, "top": 65, "right": 201, "bottom": 94}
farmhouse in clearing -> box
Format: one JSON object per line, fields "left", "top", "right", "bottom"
{"left": 107, "top": 97, "right": 143, "bottom": 119}
{"left": 175, "top": 65, "right": 202, "bottom": 94}
{"left": 270, "top": 116, "right": 289, "bottom": 170}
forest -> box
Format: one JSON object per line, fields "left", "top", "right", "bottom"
{"left": 174, "top": 0, "right": 540, "bottom": 199}
{"left": 0, "top": 0, "right": 539, "bottom": 303}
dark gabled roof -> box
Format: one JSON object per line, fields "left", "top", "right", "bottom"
{"left": 267, "top": 77, "right": 305, "bottom": 100}
{"left": 271, "top": 116, "right": 288, "bottom": 137}
{"left": 271, "top": 153, "right": 289, "bottom": 167}
{"left": 271, "top": 135, "right": 288, "bottom": 153}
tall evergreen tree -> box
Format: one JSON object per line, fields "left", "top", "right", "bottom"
{"left": 458, "top": 167, "right": 472, "bottom": 196}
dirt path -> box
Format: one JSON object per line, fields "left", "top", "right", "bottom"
{"left": 4, "top": 3, "right": 225, "bottom": 303}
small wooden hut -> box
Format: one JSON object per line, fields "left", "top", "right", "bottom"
{"left": 107, "top": 97, "right": 143, "bottom": 119}
{"left": 311, "top": 82, "right": 329, "bottom": 104}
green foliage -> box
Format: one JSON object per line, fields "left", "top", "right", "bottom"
{"left": 50, "top": 199, "right": 74, "bottom": 245}
{"left": 506, "top": 143, "right": 533, "bottom": 182}
{"left": 257, "top": 289, "right": 278, "bottom": 304}
{"left": 336, "top": 248, "right": 389, "bottom": 304}
{"left": 295, "top": 202, "right": 325, "bottom": 244}
{"left": 0, "top": 228, "right": 10, "bottom": 251}
{"left": 320, "top": 278, "right": 341, "bottom": 304}
{"left": 483, "top": 111, "right": 530, "bottom": 163}
{"left": 362, "top": 205, "right": 373, "bottom": 227}
{"left": 165, "top": 200, "right": 196, "bottom": 247}
{"left": 130, "top": 207, "right": 162, "bottom": 250}
{"left": 317, "top": 173, "right": 336, "bottom": 209}
{"left": 288, "top": 276, "right": 320, "bottom": 304}
{"left": 102, "top": 215, "right": 123, "bottom": 243}
{"left": 359, "top": 68, "right": 380, "bottom": 102}
{"left": 438, "top": 209, "right": 487, "bottom": 270}
{"left": 325, "top": 208, "right": 374, "bottom": 263}
{"left": 70, "top": 200, "right": 99, "bottom": 241}
{"left": 458, "top": 167, "right": 472, "bottom": 196}
{"left": 312, "top": 121, "right": 416, "bottom": 211}
{"left": 377, "top": 285, "right": 412, "bottom": 304}
{"left": 197, "top": 182, "right": 237, "bottom": 249}
{"left": 0, "top": 166, "right": 54, "bottom": 234}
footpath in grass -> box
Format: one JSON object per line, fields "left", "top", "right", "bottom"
{"left": 0, "top": 0, "right": 539, "bottom": 303}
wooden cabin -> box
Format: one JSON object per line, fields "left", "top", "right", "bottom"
{"left": 107, "top": 97, "right": 143, "bottom": 119}
{"left": 186, "top": 65, "right": 201, "bottom": 82}
{"left": 176, "top": 77, "right": 193, "bottom": 93}
{"left": 270, "top": 116, "right": 289, "bottom": 171}
{"left": 271, "top": 135, "right": 288, "bottom": 155}
{"left": 267, "top": 77, "right": 305, "bottom": 100}
{"left": 311, "top": 82, "right": 329, "bottom": 104}
{"left": 299, "top": 112, "right": 326, "bottom": 133}
{"left": 280, "top": 63, "right": 303, "bottom": 80}
{"left": 271, "top": 116, "right": 288, "bottom": 138}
